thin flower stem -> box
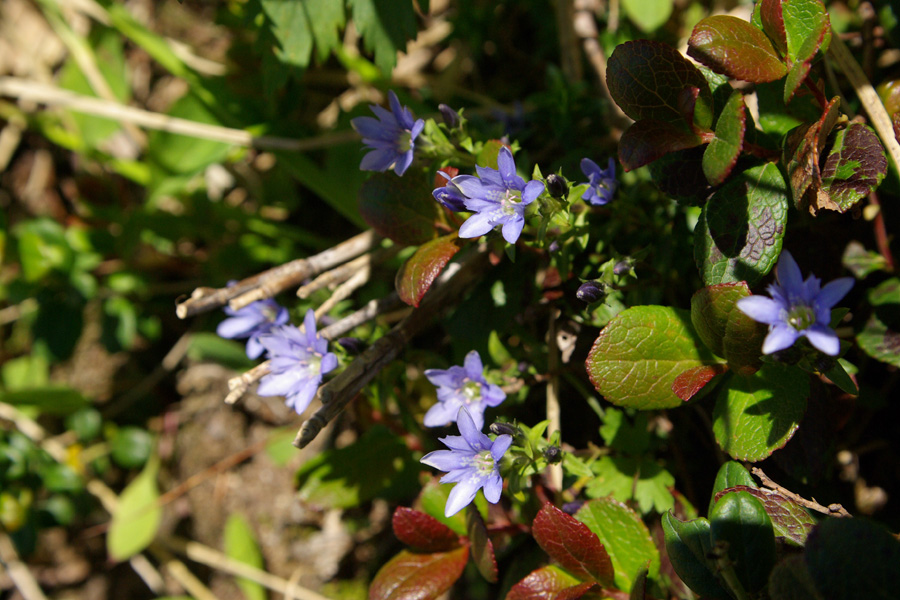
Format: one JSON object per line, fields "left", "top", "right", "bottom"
{"left": 868, "top": 192, "right": 897, "bottom": 272}
{"left": 546, "top": 308, "right": 563, "bottom": 492}
{"left": 176, "top": 230, "right": 380, "bottom": 318}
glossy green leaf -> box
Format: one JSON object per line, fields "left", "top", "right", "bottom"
{"left": 842, "top": 241, "right": 890, "bottom": 279}
{"left": 109, "top": 427, "right": 154, "bottom": 470}
{"left": 15, "top": 219, "right": 74, "bottom": 281}
{"left": 532, "top": 503, "right": 614, "bottom": 586}
{"left": 688, "top": 15, "right": 787, "bottom": 83}
{"left": 713, "top": 363, "right": 809, "bottom": 461}
{"left": 621, "top": 0, "right": 672, "bottom": 32}
{"left": 768, "top": 555, "right": 823, "bottom": 600}
{"left": 296, "top": 426, "right": 421, "bottom": 508}
{"left": 607, "top": 40, "right": 711, "bottom": 124}
{"left": 358, "top": 172, "right": 441, "bottom": 246}
{"left": 224, "top": 513, "right": 266, "bottom": 600}
{"left": 819, "top": 123, "right": 888, "bottom": 213}
{"left": 586, "top": 306, "right": 724, "bottom": 410}
{"left": 585, "top": 455, "right": 675, "bottom": 514}
{"left": 694, "top": 162, "right": 789, "bottom": 286}
{"left": 107, "top": 457, "right": 161, "bottom": 561}
{"left": 395, "top": 234, "right": 463, "bottom": 307}
{"left": 369, "top": 546, "right": 469, "bottom": 600}
{"left": 260, "top": 0, "right": 344, "bottom": 67}
{"left": 805, "top": 518, "right": 900, "bottom": 600}
{"left": 761, "top": 0, "right": 831, "bottom": 64}
{"left": 702, "top": 91, "right": 746, "bottom": 186}
{"left": 709, "top": 461, "right": 757, "bottom": 515}
{"left": 709, "top": 490, "right": 776, "bottom": 594}
{"left": 713, "top": 485, "right": 815, "bottom": 546}
{"left": 662, "top": 513, "right": 730, "bottom": 600}
{"left": 691, "top": 282, "right": 767, "bottom": 375}
{"left": 598, "top": 409, "right": 649, "bottom": 455}
{"left": 575, "top": 498, "right": 659, "bottom": 591}
{"left": 618, "top": 119, "right": 703, "bottom": 172}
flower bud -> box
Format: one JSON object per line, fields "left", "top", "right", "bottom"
{"left": 438, "top": 104, "right": 459, "bottom": 128}
{"left": 542, "top": 445, "right": 562, "bottom": 464}
{"left": 546, "top": 173, "right": 569, "bottom": 198}
{"left": 490, "top": 421, "right": 521, "bottom": 438}
{"left": 576, "top": 280, "right": 608, "bottom": 303}
{"left": 338, "top": 337, "right": 365, "bottom": 355}
{"left": 613, "top": 259, "right": 634, "bottom": 276}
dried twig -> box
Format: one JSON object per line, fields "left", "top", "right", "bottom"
{"left": 294, "top": 247, "right": 491, "bottom": 448}
{"left": 0, "top": 533, "right": 49, "bottom": 600}
{"left": 225, "top": 362, "right": 272, "bottom": 405}
{"left": 751, "top": 467, "right": 852, "bottom": 518}
{"left": 175, "top": 230, "right": 380, "bottom": 318}
{"left": 318, "top": 292, "right": 406, "bottom": 340}
{"left": 297, "top": 244, "right": 400, "bottom": 300}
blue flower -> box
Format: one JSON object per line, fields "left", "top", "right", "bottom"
{"left": 420, "top": 408, "right": 512, "bottom": 517}
{"left": 736, "top": 251, "right": 853, "bottom": 356}
{"left": 351, "top": 91, "right": 425, "bottom": 176}
{"left": 580, "top": 157, "right": 617, "bottom": 206}
{"left": 451, "top": 146, "right": 544, "bottom": 244}
{"left": 217, "top": 298, "right": 289, "bottom": 359}
{"left": 424, "top": 350, "right": 506, "bottom": 431}
{"left": 257, "top": 310, "right": 338, "bottom": 414}
{"left": 432, "top": 170, "right": 468, "bottom": 212}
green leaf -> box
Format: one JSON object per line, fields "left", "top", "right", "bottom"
{"left": 713, "top": 485, "right": 815, "bottom": 546}
{"left": 465, "top": 508, "right": 498, "bottom": 583}
{"left": 857, "top": 277, "right": 900, "bottom": 367}
{"left": 0, "top": 388, "right": 89, "bottom": 416}
{"left": 224, "top": 514, "right": 266, "bottom": 600}
{"left": 694, "top": 162, "right": 789, "bottom": 286}
{"left": 1, "top": 355, "right": 49, "bottom": 391}
{"left": 107, "top": 456, "right": 161, "bottom": 561}
{"left": 662, "top": 513, "right": 730, "bottom": 600}
{"left": 296, "top": 425, "right": 421, "bottom": 508}
{"left": 260, "top": 0, "right": 345, "bottom": 67}
{"left": 575, "top": 498, "right": 660, "bottom": 591}
{"left": 842, "top": 241, "right": 890, "bottom": 279}
{"left": 598, "top": 408, "right": 649, "bottom": 455}
{"left": 768, "top": 555, "right": 823, "bottom": 600}
{"left": 586, "top": 306, "right": 724, "bottom": 410}
{"left": 585, "top": 456, "right": 675, "bottom": 514}
{"left": 760, "top": 0, "right": 831, "bottom": 64}
{"left": 369, "top": 546, "right": 469, "bottom": 600}
{"left": 109, "top": 427, "right": 154, "bottom": 470}
{"left": 358, "top": 172, "right": 441, "bottom": 246}
{"left": 186, "top": 333, "right": 256, "bottom": 372}
{"left": 712, "top": 363, "right": 809, "bottom": 461}
{"left": 15, "top": 218, "right": 74, "bottom": 281}
{"left": 395, "top": 234, "right": 463, "bottom": 307}
{"left": 418, "top": 481, "right": 476, "bottom": 536}
{"left": 348, "top": 0, "right": 417, "bottom": 75}
{"left": 805, "top": 518, "right": 900, "bottom": 600}
{"left": 709, "top": 490, "right": 776, "bottom": 594}
{"left": 607, "top": 40, "right": 711, "bottom": 124}
{"left": 146, "top": 93, "right": 232, "bottom": 175}
{"left": 621, "top": 0, "right": 672, "bottom": 32}
{"left": 819, "top": 123, "right": 888, "bottom": 213}
{"left": 688, "top": 15, "right": 788, "bottom": 83}
{"left": 691, "top": 282, "right": 767, "bottom": 375}
{"left": 618, "top": 119, "right": 703, "bottom": 172}
{"left": 702, "top": 91, "right": 746, "bottom": 186}
{"left": 709, "top": 461, "right": 757, "bottom": 515}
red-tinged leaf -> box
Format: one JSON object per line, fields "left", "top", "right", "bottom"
{"left": 702, "top": 91, "right": 746, "bottom": 186}
{"left": 672, "top": 364, "right": 728, "bottom": 401}
{"left": 688, "top": 16, "right": 787, "bottom": 83}
{"left": 359, "top": 172, "right": 442, "bottom": 246}
{"left": 369, "top": 546, "right": 469, "bottom": 600}
{"left": 506, "top": 566, "right": 597, "bottom": 600}
{"left": 760, "top": 0, "right": 788, "bottom": 55}
{"left": 434, "top": 166, "right": 458, "bottom": 188}
{"left": 782, "top": 96, "right": 840, "bottom": 212}
{"left": 618, "top": 120, "right": 704, "bottom": 172}
{"left": 392, "top": 507, "right": 459, "bottom": 553}
{"left": 713, "top": 486, "right": 816, "bottom": 547}
{"left": 466, "top": 506, "right": 498, "bottom": 583}
{"left": 532, "top": 503, "right": 615, "bottom": 587}
{"left": 395, "top": 234, "right": 463, "bottom": 307}
{"left": 819, "top": 123, "right": 888, "bottom": 214}
{"left": 762, "top": 0, "right": 831, "bottom": 64}
{"left": 690, "top": 283, "right": 768, "bottom": 375}
{"left": 607, "top": 40, "right": 711, "bottom": 124}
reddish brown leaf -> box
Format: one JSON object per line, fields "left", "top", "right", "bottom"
{"left": 618, "top": 120, "right": 704, "bottom": 172}
{"left": 466, "top": 506, "right": 498, "bottom": 583}
{"left": 688, "top": 16, "right": 787, "bottom": 83}
{"left": 369, "top": 546, "right": 469, "bottom": 600}
{"left": 782, "top": 96, "right": 840, "bottom": 212}
{"left": 392, "top": 507, "right": 460, "bottom": 553}
{"left": 759, "top": 0, "right": 788, "bottom": 55}
{"left": 506, "top": 566, "right": 597, "bottom": 600}
{"left": 532, "top": 503, "right": 614, "bottom": 587}
{"left": 395, "top": 233, "right": 463, "bottom": 307}
{"left": 713, "top": 485, "right": 816, "bottom": 546}
{"left": 672, "top": 364, "right": 728, "bottom": 401}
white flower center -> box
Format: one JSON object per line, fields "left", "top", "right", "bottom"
{"left": 500, "top": 189, "right": 520, "bottom": 216}
{"left": 397, "top": 130, "right": 413, "bottom": 153}
{"left": 462, "top": 380, "right": 482, "bottom": 404}
{"left": 787, "top": 304, "right": 815, "bottom": 331}
{"left": 472, "top": 450, "right": 495, "bottom": 476}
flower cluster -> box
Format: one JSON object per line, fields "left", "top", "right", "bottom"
{"left": 217, "top": 297, "right": 289, "bottom": 359}
{"left": 420, "top": 407, "right": 512, "bottom": 517}
{"left": 737, "top": 251, "right": 853, "bottom": 356}
{"left": 580, "top": 157, "right": 617, "bottom": 206}
{"left": 351, "top": 91, "right": 425, "bottom": 177}
{"left": 424, "top": 350, "right": 506, "bottom": 431}
{"left": 256, "top": 309, "right": 338, "bottom": 414}
{"left": 433, "top": 146, "right": 544, "bottom": 244}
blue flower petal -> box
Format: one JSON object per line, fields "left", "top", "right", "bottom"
{"left": 803, "top": 325, "right": 840, "bottom": 356}
{"left": 736, "top": 296, "right": 784, "bottom": 325}
{"left": 762, "top": 325, "right": 800, "bottom": 354}
{"left": 459, "top": 211, "right": 497, "bottom": 239}
{"left": 445, "top": 477, "right": 481, "bottom": 517}
{"left": 500, "top": 216, "right": 525, "bottom": 244}
{"left": 817, "top": 277, "right": 854, "bottom": 309}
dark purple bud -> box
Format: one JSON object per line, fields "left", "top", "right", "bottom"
{"left": 613, "top": 259, "right": 634, "bottom": 276}
{"left": 490, "top": 421, "right": 521, "bottom": 438}
{"left": 562, "top": 501, "right": 585, "bottom": 515}
{"left": 576, "top": 280, "right": 608, "bottom": 303}
{"left": 337, "top": 337, "right": 365, "bottom": 355}
{"left": 546, "top": 173, "right": 568, "bottom": 198}
{"left": 438, "top": 104, "right": 459, "bottom": 128}
{"left": 542, "top": 445, "right": 562, "bottom": 464}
